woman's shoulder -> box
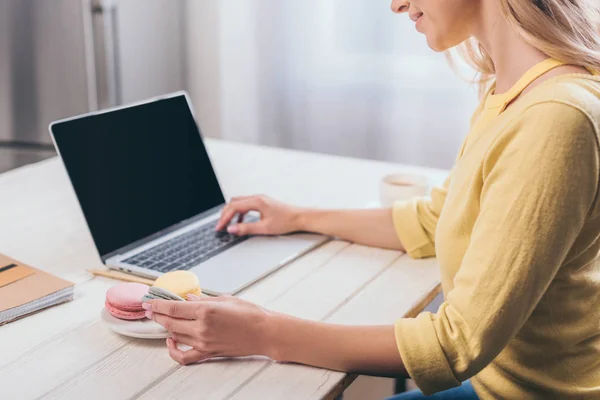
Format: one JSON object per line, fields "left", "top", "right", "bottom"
{"left": 495, "top": 75, "right": 600, "bottom": 162}
{"left": 519, "top": 74, "right": 600, "bottom": 132}
{"left": 483, "top": 77, "right": 600, "bottom": 190}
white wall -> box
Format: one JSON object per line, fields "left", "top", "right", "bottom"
{"left": 0, "top": 0, "right": 91, "bottom": 144}
{"left": 117, "top": 0, "right": 185, "bottom": 104}
{"left": 184, "top": 0, "right": 479, "bottom": 169}
{"left": 185, "top": 0, "right": 270, "bottom": 143}
{"left": 185, "top": 0, "right": 222, "bottom": 139}
{"left": 0, "top": 0, "right": 12, "bottom": 141}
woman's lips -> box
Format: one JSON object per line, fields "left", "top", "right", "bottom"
{"left": 409, "top": 12, "right": 423, "bottom": 22}
{"left": 411, "top": 13, "right": 424, "bottom": 31}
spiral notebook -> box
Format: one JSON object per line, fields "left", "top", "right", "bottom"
{"left": 0, "top": 254, "right": 74, "bottom": 325}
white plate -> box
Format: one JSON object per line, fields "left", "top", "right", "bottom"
{"left": 101, "top": 308, "right": 169, "bottom": 339}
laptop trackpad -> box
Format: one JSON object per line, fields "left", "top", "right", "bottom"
{"left": 191, "top": 235, "right": 317, "bottom": 295}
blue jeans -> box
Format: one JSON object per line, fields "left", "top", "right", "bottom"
{"left": 387, "top": 381, "right": 478, "bottom": 400}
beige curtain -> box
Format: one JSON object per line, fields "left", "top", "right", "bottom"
{"left": 185, "top": 0, "right": 478, "bottom": 169}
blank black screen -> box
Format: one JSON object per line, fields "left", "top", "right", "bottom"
{"left": 52, "top": 95, "right": 225, "bottom": 257}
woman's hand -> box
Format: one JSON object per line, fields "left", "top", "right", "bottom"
{"left": 216, "top": 195, "right": 404, "bottom": 250}
{"left": 144, "top": 295, "right": 277, "bottom": 365}
{"left": 145, "top": 295, "right": 406, "bottom": 377}
{"left": 215, "top": 195, "right": 305, "bottom": 236}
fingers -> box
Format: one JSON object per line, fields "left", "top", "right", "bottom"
{"left": 152, "top": 313, "right": 196, "bottom": 336}
{"left": 166, "top": 338, "right": 209, "bottom": 365}
{"left": 146, "top": 299, "right": 199, "bottom": 319}
{"left": 186, "top": 294, "right": 231, "bottom": 302}
{"left": 215, "top": 198, "right": 250, "bottom": 231}
{"left": 230, "top": 195, "right": 251, "bottom": 202}
{"left": 215, "top": 197, "right": 264, "bottom": 231}
{"left": 237, "top": 212, "right": 247, "bottom": 224}
{"left": 227, "top": 221, "right": 267, "bottom": 236}
{"left": 170, "top": 332, "right": 197, "bottom": 348}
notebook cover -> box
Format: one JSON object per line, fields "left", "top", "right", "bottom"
{"left": 0, "top": 263, "right": 35, "bottom": 288}
{"left": 0, "top": 254, "right": 74, "bottom": 313}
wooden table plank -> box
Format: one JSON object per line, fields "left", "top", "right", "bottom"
{"left": 129, "top": 245, "right": 401, "bottom": 400}
{"left": 44, "top": 338, "right": 177, "bottom": 400}
{"left": 2, "top": 319, "right": 125, "bottom": 399}
{"left": 327, "top": 256, "right": 441, "bottom": 324}
{"left": 229, "top": 256, "right": 441, "bottom": 400}
{"left": 0, "top": 278, "right": 112, "bottom": 370}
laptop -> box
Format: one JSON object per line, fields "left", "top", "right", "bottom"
{"left": 49, "top": 91, "right": 328, "bottom": 295}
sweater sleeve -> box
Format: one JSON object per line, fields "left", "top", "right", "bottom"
{"left": 392, "top": 176, "right": 450, "bottom": 259}
{"left": 394, "top": 102, "right": 600, "bottom": 394}
{"left": 392, "top": 99, "right": 487, "bottom": 259}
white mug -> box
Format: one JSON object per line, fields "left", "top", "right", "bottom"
{"left": 379, "top": 173, "right": 429, "bottom": 207}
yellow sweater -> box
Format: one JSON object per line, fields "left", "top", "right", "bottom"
{"left": 393, "top": 60, "right": 600, "bottom": 399}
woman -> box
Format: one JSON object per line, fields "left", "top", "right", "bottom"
{"left": 144, "top": 0, "right": 600, "bottom": 398}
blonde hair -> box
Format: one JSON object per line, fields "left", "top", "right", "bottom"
{"left": 450, "top": 0, "right": 600, "bottom": 97}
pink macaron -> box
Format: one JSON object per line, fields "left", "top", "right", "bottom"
{"left": 105, "top": 282, "right": 150, "bottom": 320}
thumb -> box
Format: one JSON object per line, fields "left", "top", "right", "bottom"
{"left": 228, "top": 221, "right": 267, "bottom": 236}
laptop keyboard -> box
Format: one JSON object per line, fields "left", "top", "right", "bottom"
{"left": 123, "top": 216, "right": 258, "bottom": 273}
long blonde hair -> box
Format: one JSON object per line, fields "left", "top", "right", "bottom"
{"left": 450, "top": 0, "right": 600, "bottom": 97}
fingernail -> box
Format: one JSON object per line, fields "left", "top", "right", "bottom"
{"left": 142, "top": 303, "right": 151, "bottom": 310}
{"left": 145, "top": 311, "right": 153, "bottom": 319}
{"left": 227, "top": 225, "right": 238, "bottom": 234}
{"left": 166, "top": 337, "right": 174, "bottom": 347}
{"left": 187, "top": 294, "right": 200, "bottom": 300}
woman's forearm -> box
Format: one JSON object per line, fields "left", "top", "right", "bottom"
{"left": 265, "top": 312, "right": 408, "bottom": 378}
{"left": 297, "top": 208, "right": 405, "bottom": 251}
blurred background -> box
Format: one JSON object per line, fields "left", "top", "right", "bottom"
{"left": 0, "top": 0, "right": 479, "bottom": 176}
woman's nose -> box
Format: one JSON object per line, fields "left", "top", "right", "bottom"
{"left": 390, "top": 0, "right": 410, "bottom": 14}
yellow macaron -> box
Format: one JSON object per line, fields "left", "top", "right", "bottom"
{"left": 153, "top": 270, "right": 201, "bottom": 299}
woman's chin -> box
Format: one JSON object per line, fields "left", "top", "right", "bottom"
{"left": 426, "top": 36, "right": 452, "bottom": 53}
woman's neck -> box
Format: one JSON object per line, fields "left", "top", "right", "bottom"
{"left": 474, "top": 1, "right": 549, "bottom": 94}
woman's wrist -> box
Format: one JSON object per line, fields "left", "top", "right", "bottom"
{"left": 260, "top": 310, "right": 287, "bottom": 361}
{"left": 260, "top": 311, "right": 308, "bottom": 363}
{"left": 293, "top": 207, "right": 314, "bottom": 232}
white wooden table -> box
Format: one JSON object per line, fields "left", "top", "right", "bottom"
{"left": 0, "top": 140, "right": 446, "bottom": 400}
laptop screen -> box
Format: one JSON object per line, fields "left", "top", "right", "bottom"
{"left": 51, "top": 94, "right": 225, "bottom": 258}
